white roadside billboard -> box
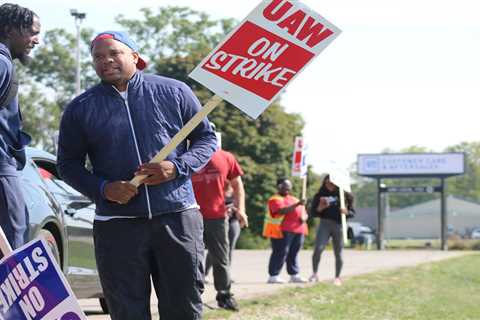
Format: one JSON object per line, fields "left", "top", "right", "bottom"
{"left": 357, "top": 153, "right": 465, "bottom": 177}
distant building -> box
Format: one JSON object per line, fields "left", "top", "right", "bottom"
{"left": 385, "top": 196, "right": 480, "bottom": 239}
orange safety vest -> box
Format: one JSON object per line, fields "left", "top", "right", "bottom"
{"left": 262, "top": 195, "right": 285, "bottom": 239}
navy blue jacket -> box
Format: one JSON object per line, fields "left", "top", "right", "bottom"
{"left": 57, "top": 72, "right": 217, "bottom": 217}
{"left": 0, "top": 43, "right": 31, "bottom": 175}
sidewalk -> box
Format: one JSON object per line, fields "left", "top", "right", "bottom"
{"left": 81, "top": 249, "right": 469, "bottom": 319}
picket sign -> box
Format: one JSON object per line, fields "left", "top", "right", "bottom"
{"left": 0, "top": 227, "right": 86, "bottom": 320}
{"left": 291, "top": 137, "right": 307, "bottom": 178}
{"left": 329, "top": 168, "right": 351, "bottom": 243}
{"left": 291, "top": 136, "right": 309, "bottom": 219}
{"left": 131, "top": 0, "right": 341, "bottom": 186}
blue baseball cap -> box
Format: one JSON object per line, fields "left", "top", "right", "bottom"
{"left": 91, "top": 31, "right": 147, "bottom": 70}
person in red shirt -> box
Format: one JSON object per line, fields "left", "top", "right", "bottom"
{"left": 266, "top": 177, "right": 308, "bottom": 284}
{"left": 192, "top": 148, "right": 247, "bottom": 311}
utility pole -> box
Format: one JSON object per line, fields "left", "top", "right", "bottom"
{"left": 70, "top": 9, "right": 86, "bottom": 96}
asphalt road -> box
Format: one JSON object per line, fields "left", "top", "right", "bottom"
{"left": 80, "top": 249, "right": 469, "bottom": 319}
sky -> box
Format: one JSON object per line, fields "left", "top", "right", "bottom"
{"left": 14, "top": 0, "right": 480, "bottom": 174}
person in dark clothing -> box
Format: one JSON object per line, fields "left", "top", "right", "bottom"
{"left": 0, "top": 3, "right": 40, "bottom": 250}
{"left": 309, "top": 174, "right": 355, "bottom": 286}
{"left": 57, "top": 31, "right": 217, "bottom": 320}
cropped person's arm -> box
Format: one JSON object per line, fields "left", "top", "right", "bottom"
{"left": 273, "top": 199, "right": 305, "bottom": 215}
{"left": 231, "top": 176, "right": 248, "bottom": 227}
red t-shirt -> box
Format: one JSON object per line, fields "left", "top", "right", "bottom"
{"left": 268, "top": 194, "right": 308, "bottom": 235}
{"left": 192, "top": 149, "right": 243, "bottom": 219}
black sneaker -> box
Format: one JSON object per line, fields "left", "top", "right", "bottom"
{"left": 216, "top": 292, "right": 239, "bottom": 311}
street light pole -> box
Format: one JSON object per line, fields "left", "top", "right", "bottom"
{"left": 70, "top": 9, "right": 86, "bottom": 96}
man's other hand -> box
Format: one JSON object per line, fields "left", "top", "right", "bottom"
{"left": 104, "top": 181, "right": 138, "bottom": 204}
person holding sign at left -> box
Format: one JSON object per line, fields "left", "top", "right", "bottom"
{"left": 57, "top": 31, "right": 217, "bottom": 320}
{"left": 0, "top": 4, "right": 40, "bottom": 252}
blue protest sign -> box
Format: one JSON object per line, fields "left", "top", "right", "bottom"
{"left": 0, "top": 238, "right": 86, "bottom": 320}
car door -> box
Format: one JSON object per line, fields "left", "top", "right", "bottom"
{"left": 20, "top": 158, "right": 65, "bottom": 262}
{"left": 32, "top": 157, "right": 102, "bottom": 298}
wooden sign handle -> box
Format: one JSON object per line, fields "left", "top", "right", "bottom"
{"left": 130, "top": 95, "right": 223, "bottom": 187}
{"left": 301, "top": 174, "right": 307, "bottom": 201}
{"left": 0, "top": 226, "right": 13, "bottom": 258}
{"left": 300, "top": 175, "right": 308, "bottom": 221}
{"left": 339, "top": 187, "right": 348, "bottom": 243}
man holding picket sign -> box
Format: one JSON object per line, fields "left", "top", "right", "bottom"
{"left": 57, "top": 31, "right": 217, "bottom": 320}
{"left": 58, "top": 0, "right": 340, "bottom": 319}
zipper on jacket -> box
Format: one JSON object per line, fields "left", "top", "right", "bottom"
{"left": 114, "top": 85, "right": 153, "bottom": 219}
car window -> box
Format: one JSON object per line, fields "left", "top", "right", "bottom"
{"left": 33, "top": 159, "right": 83, "bottom": 197}
{"left": 21, "top": 159, "right": 45, "bottom": 186}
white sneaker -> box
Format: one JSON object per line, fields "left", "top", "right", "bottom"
{"left": 289, "top": 274, "right": 307, "bottom": 283}
{"left": 267, "top": 275, "right": 286, "bottom": 284}
{"left": 308, "top": 274, "right": 319, "bottom": 282}
{"left": 333, "top": 277, "right": 343, "bottom": 286}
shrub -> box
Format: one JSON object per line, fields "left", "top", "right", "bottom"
{"left": 236, "top": 229, "right": 270, "bottom": 249}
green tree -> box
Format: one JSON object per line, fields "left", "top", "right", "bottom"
{"left": 116, "top": 7, "right": 235, "bottom": 67}
{"left": 445, "top": 141, "right": 480, "bottom": 202}
{"left": 28, "top": 28, "right": 96, "bottom": 108}
{"left": 18, "top": 28, "right": 96, "bottom": 153}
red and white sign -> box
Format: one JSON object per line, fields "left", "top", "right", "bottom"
{"left": 291, "top": 136, "right": 307, "bottom": 177}
{"left": 189, "top": 0, "right": 341, "bottom": 118}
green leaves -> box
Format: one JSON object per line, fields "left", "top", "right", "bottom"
{"left": 115, "top": 7, "right": 235, "bottom": 67}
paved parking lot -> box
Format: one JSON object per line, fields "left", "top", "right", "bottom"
{"left": 81, "top": 249, "right": 469, "bottom": 319}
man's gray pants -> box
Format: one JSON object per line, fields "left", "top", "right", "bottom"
{"left": 203, "top": 217, "right": 231, "bottom": 293}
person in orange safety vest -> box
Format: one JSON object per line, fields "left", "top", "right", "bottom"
{"left": 264, "top": 177, "right": 308, "bottom": 284}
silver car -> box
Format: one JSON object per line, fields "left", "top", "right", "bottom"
{"left": 22, "top": 147, "right": 107, "bottom": 313}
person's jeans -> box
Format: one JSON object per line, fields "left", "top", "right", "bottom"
{"left": 93, "top": 208, "right": 204, "bottom": 320}
{"left": 268, "top": 231, "right": 305, "bottom": 276}
{"left": 0, "top": 176, "right": 29, "bottom": 254}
